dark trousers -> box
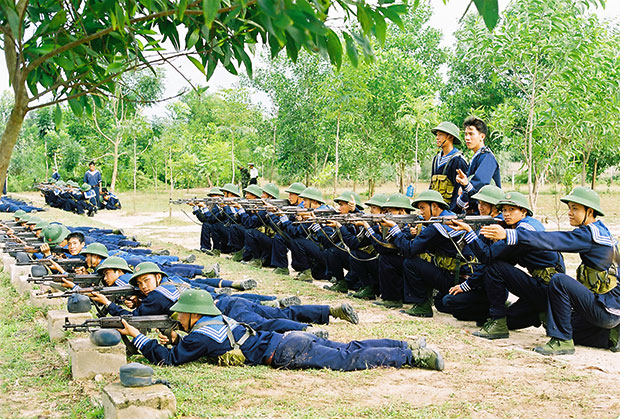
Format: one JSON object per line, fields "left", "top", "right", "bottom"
{"left": 439, "top": 289, "right": 490, "bottom": 323}
{"left": 249, "top": 178, "right": 257, "bottom": 185}
{"left": 228, "top": 224, "right": 247, "bottom": 256}
{"left": 348, "top": 250, "right": 378, "bottom": 289}
{"left": 325, "top": 246, "right": 350, "bottom": 283}
{"left": 403, "top": 257, "right": 453, "bottom": 304}
{"left": 272, "top": 333, "right": 413, "bottom": 371}
{"left": 245, "top": 229, "right": 273, "bottom": 265}
{"left": 270, "top": 234, "right": 290, "bottom": 269}
{"left": 289, "top": 237, "right": 327, "bottom": 279}
{"left": 546, "top": 274, "right": 620, "bottom": 348}
{"left": 485, "top": 261, "right": 548, "bottom": 329}
{"left": 200, "top": 223, "right": 213, "bottom": 250}
{"left": 378, "top": 253, "right": 405, "bottom": 301}
{"left": 211, "top": 222, "right": 233, "bottom": 253}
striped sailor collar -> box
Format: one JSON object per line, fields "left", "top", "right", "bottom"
{"left": 153, "top": 283, "right": 181, "bottom": 302}
{"left": 588, "top": 221, "right": 617, "bottom": 247}
{"left": 432, "top": 210, "right": 465, "bottom": 238}
{"left": 192, "top": 315, "right": 240, "bottom": 343}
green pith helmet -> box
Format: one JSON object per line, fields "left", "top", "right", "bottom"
{"left": 43, "top": 224, "right": 70, "bottom": 245}
{"left": 334, "top": 190, "right": 365, "bottom": 210}
{"left": 472, "top": 185, "right": 505, "bottom": 206}
{"left": 67, "top": 181, "right": 79, "bottom": 188}
{"left": 365, "top": 193, "right": 389, "bottom": 207}
{"left": 431, "top": 121, "right": 461, "bottom": 145}
{"left": 96, "top": 256, "right": 133, "bottom": 273}
{"left": 56, "top": 180, "right": 66, "bottom": 187}
{"left": 560, "top": 186, "right": 604, "bottom": 217}
{"left": 411, "top": 190, "right": 449, "bottom": 210}
{"left": 18, "top": 213, "right": 32, "bottom": 222}
{"left": 80, "top": 183, "right": 92, "bottom": 192}
{"left": 261, "top": 183, "right": 280, "bottom": 199}
{"left": 243, "top": 184, "right": 263, "bottom": 197}
{"left": 383, "top": 193, "right": 415, "bottom": 210}
{"left": 26, "top": 216, "right": 42, "bottom": 225}
{"left": 221, "top": 183, "right": 241, "bottom": 197}
{"left": 13, "top": 209, "right": 26, "bottom": 218}
{"left": 34, "top": 220, "right": 50, "bottom": 231}
{"left": 170, "top": 289, "right": 222, "bottom": 316}
{"left": 285, "top": 182, "right": 306, "bottom": 195}
{"left": 208, "top": 187, "right": 224, "bottom": 196}
{"left": 497, "top": 191, "right": 533, "bottom": 216}
{"left": 299, "top": 187, "right": 326, "bottom": 204}
{"left": 129, "top": 261, "right": 167, "bottom": 286}
{"left": 80, "top": 243, "right": 109, "bottom": 258}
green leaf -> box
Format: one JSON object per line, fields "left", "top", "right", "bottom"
{"left": 258, "top": 0, "right": 277, "bottom": 17}
{"left": 4, "top": 4, "right": 21, "bottom": 39}
{"left": 326, "top": 30, "right": 342, "bottom": 69}
{"left": 54, "top": 104, "right": 62, "bottom": 128}
{"left": 473, "top": 0, "right": 499, "bottom": 31}
{"left": 68, "top": 98, "right": 83, "bottom": 117}
{"left": 232, "top": 44, "right": 253, "bottom": 78}
{"left": 186, "top": 28, "right": 200, "bottom": 49}
{"left": 177, "top": 0, "right": 188, "bottom": 20}
{"left": 356, "top": 4, "right": 372, "bottom": 35}
{"left": 203, "top": 0, "right": 220, "bottom": 29}
{"left": 343, "top": 33, "right": 359, "bottom": 67}
{"left": 372, "top": 11, "right": 387, "bottom": 45}
{"left": 188, "top": 55, "right": 205, "bottom": 74}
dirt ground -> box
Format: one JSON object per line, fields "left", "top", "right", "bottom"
{"left": 4, "top": 189, "right": 620, "bottom": 418}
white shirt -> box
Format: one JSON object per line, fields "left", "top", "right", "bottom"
{"left": 249, "top": 167, "right": 258, "bottom": 178}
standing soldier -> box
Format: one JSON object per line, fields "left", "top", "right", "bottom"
{"left": 248, "top": 163, "right": 259, "bottom": 185}
{"left": 455, "top": 116, "right": 501, "bottom": 214}
{"left": 84, "top": 160, "right": 102, "bottom": 206}
{"left": 429, "top": 122, "right": 469, "bottom": 212}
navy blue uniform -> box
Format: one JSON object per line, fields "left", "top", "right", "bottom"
{"left": 506, "top": 221, "right": 620, "bottom": 348}
{"left": 456, "top": 147, "right": 501, "bottom": 213}
{"left": 132, "top": 316, "right": 416, "bottom": 370}
{"left": 430, "top": 148, "right": 469, "bottom": 212}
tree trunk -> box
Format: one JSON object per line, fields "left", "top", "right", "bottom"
{"left": 526, "top": 86, "right": 536, "bottom": 210}
{"left": 334, "top": 113, "right": 340, "bottom": 198}
{"left": 231, "top": 137, "right": 235, "bottom": 184}
{"left": 133, "top": 136, "right": 137, "bottom": 214}
{"left": 168, "top": 146, "right": 173, "bottom": 219}
{"left": 581, "top": 152, "right": 587, "bottom": 186}
{"left": 399, "top": 160, "right": 405, "bottom": 193}
{"left": 591, "top": 159, "right": 598, "bottom": 190}
{"left": 110, "top": 140, "right": 120, "bottom": 192}
{"left": 270, "top": 124, "right": 276, "bottom": 182}
{"left": 414, "top": 125, "right": 419, "bottom": 187}
{"left": 0, "top": 89, "right": 29, "bottom": 189}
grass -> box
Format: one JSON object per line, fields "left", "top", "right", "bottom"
{"left": 2, "top": 186, "right": 620, "bottom": 417}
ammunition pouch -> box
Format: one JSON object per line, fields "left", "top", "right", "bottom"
{"left": 418, "top": 252, "right": 433, "bottom": 263}
{"left": 430, "top": 174, "right": 454, "bottom": 204}
{"left": 210, "top": 348, "right": 247, "bottom": 367}
{"left": 528, "top": 266, "right": 561, "bottom": 285}
{"left": 433, "top": 253, "right": 459, "bottom": 273}
{"left": 359, "top": 245, "right": 377, "bottom": 256}
{"left": 576, "top": 263, "right": 618, "bottom": 294}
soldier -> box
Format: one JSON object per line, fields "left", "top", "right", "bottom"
{"left": 473, "top": 192, "right": 565, "bottom": 339}
{"left": 248, "top": 163, "right": 259, "bottom": 185}
{"left": 100, "top": 188, "right": 122, "bottom": 210}
{"left": 80, "top": 183, "right": 98, "bottom": 216}
{"left": 270, "top": 182, "right": 306, "bottom": 275}
{"left": 118, "top": 289, "right": 444, "bottom": 371}
{"left": 482, "top": 187, "right": 620, "bottom": 354}
{"left": 209, "top": 183, "right": 242, "bottom": 256}
{"left": 455, "top": 116, "right": 501, "bottom": 214}
{"left": 193, "top": 186, "right": 224, "bottom": 253}
{"left": 429, "top": 122, "right": 469, "bottom": 212}
{"left": 83, "top": 161, "right": 102, "bottom": 205}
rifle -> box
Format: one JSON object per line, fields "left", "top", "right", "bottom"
{"left": 25, "top": 258, "right": 86, "bottom": 268}
{"left": 169, "top": 196, "right": 239, "bottom": 205}
{"left": 415, "top": 215, "right": 499, "bottom": 229}
{"left": 63, "top": 315, "right": 179, "bottom": 334}
{"left": 27, "top": 273, "right": 102, "bottom": 285}
{"left": 45, "top": 285, "right": 140, "bottom": 299}
{"left": 292, "top": 213, "right": 422, "bottom": 226}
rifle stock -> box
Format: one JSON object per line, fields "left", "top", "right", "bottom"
{"left": 63, "top": 315, "right": 179, "bottom": 333}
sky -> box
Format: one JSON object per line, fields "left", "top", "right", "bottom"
{"left": 1, "top": 0, "right": 618, "bottom": 117}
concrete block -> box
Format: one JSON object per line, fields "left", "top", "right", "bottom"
{"left": 47, "top": 310, "right": 92, "bottom": 342}
{"left": 15, "top": 274, "right": 34, "bottom": 295}
{"left": 9, "top": 264, "right": 30, "bottom": 285}
{"left": 102, "top": 382, "right": 176, "bottom": 419}
{"left": 68, "top": 338, "right": 127, "bottom": 380}
{"left": 2, "top": 254, "right": 14, "bottom": 270}
{"left": 29, "top": 289, "right": 65, "bottom": 309}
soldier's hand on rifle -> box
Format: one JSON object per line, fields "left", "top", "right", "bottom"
{"left": 325, "top": 220, "right": 341, "bottom": 228}
{"left": 455, "top": 168, "right": 469, "bottom": 187}
{"left": 123, "top": 295, "right": 140, "bottom": 309}
{"left": 117, "top": 319, "right": 140, "bottom": 338}
{"left": 61, "top": 277, "right": 75, "bottom": 289}
{"left": 448, "top": 284, "right": 464, "bottom": 295}
{"left": 158, "top": 330, "right": 179, "bottom": 346}
{"left": 40, "top": 243, "right": 51, "bottom": 257}
{"left": 381, "top": 218, "right": 396, "bottom": 228}
{"left": 49, "top": 259, "right": 66, "bottom": 274}
{"left": 448, "top": 219, "right": 473, "bottom": 232}
{"left": 410, "top": 225, "right": 421, "bottom": 236}
{"left": 74, "top": 266, "right": 88, "bottom": 275}
{"left": 359, "top": 221, "right": 371, "bottom": 229}
{"left": 480, "top": 224, "right": 507, "bottom": 241}
{"left": 90, "top": 292, "right": 111, "bottom": 306}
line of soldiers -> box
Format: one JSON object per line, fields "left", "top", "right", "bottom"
{"left": 38, "top": 180, "right": 121, "bottom": 216}
{"left": 185, "top": 116, "right": 619, "bottom": 356}
{"left": 0, "top": 209, "right": 444, "bottom": 372}
{"left": 0, "top": 195, "right": 42, "bottom": 213}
